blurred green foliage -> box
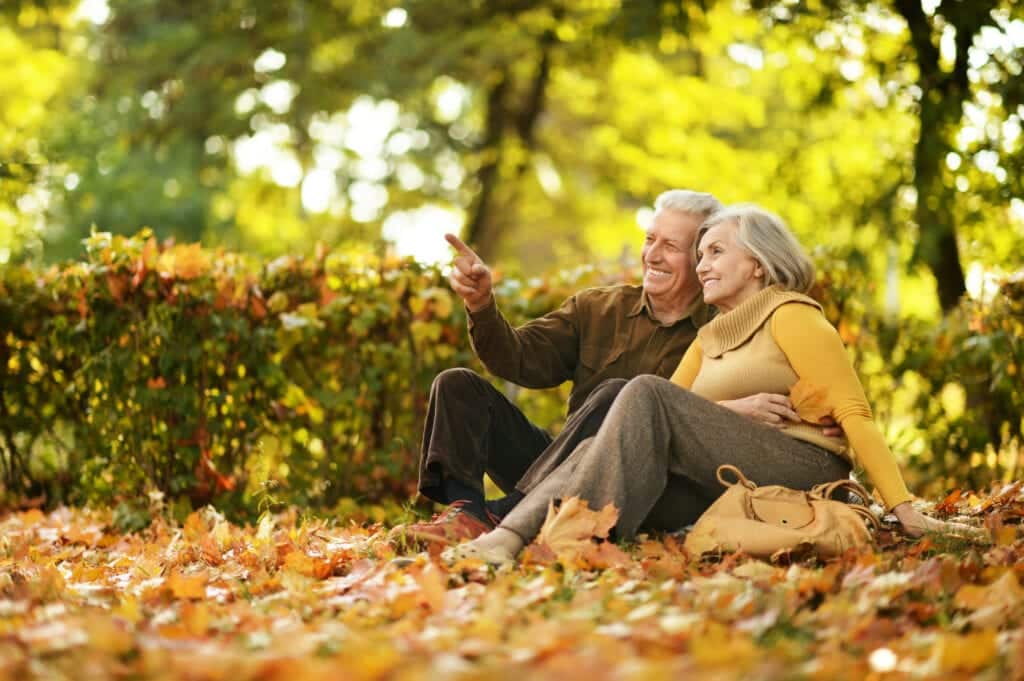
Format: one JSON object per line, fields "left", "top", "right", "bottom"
{"left": 2, "top": 0, "right": 1022, "bottom": 315}
{"left": 0, "top": 235, "right": 1021, "bottom": 517}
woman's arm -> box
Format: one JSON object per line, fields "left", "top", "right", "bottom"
{"left": 770, "top": 303, "right": 913, "bottom": 510}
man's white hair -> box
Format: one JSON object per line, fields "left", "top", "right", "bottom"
{"left": 654, "top": 189, "right": 723, "bottom": 219}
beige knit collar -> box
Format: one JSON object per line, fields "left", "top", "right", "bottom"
{"left": 698, "top": 284, "right": 822, "bottom": 358}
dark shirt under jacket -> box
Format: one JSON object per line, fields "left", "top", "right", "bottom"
{"left": 467, "top": 284, "right": 712, "bottom": 415}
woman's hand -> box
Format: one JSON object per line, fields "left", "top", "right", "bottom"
{"left": 891, "top": 501, "right": 984, "bottom": 539}
{"left": 718, "top": 393, "right": 801, "bottom": 429}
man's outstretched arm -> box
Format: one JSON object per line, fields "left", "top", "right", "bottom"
{"left": 444, "top": 233, "right": 578, "bottom": 389}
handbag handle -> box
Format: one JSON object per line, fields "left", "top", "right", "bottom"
{"left": 811, "top": 478, "right": 881, "bottom": 531}
{"left": 716, "top": 464, "right": 756, "bottom": 490}
{"left": 812, "top": 478, "right": 873, "bottom": 505}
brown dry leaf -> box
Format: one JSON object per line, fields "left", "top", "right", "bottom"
{"left": 789, "top": 379, "right": 831, "bottom": 423}
{"left": 531, "top": 497, "right": 619, "bottom": 567}
{"left": 579, "top": 538, "right": 632, "bottom": 570}
{"left": 953, "top": 570, "right": 1024, "bottom": 628}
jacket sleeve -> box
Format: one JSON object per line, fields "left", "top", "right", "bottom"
{"left": 669, "top": 339, "right": 703, "bottom": 390}
{"left": 466, "top": 294, "right": 580, "bottom": 389}
{"left": 771, "top": 303, "right": 913, "bottom": 510}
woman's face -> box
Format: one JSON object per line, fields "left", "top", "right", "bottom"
{"left": 695, "top": 220, "right": 765, "bottom": 312}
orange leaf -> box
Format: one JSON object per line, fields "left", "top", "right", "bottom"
{"left": 106, "top": 273, "right": 127, "bottom": 303}
{"left": 173, "top": 244, "right": 210, "bottom": 280}
{"left": 166, "top": 571, "right": 207, "bottom": 600}
{"left": 789, "top": 379, "right": 831, "bottom": 423}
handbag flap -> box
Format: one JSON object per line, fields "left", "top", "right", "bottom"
{"left": 749, "top": 493, "right": 815, "bottom": 530}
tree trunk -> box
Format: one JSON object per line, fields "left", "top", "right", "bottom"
{"left": 464, "top": 29, "right": 554, "bottom": 261}
{"left": 895, "top": 0, "right": 997, "bottom": 312}
{"left": 463, "top": 72, "right": 509, "bottom": 261}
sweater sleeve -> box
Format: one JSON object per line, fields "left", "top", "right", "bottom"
{"left": 669, "top": 339, "right": 703, "bottom": 390}
{"left": 467, "top": 294, "right": 579, "bottom": 389}
{"left": 770, "top": 303, "right": 913, "bottom": 510}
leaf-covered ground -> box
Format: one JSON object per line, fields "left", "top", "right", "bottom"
{"left": 2, "top": 485, "right": 1023, "bottom": 681}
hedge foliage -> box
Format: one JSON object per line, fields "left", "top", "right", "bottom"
{"left": 0, "top": 232, "right": 1021, "bottom": 519}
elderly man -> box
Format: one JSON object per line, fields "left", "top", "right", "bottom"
{"left": 398, "top": 189, "right": 723, "bottom": 546}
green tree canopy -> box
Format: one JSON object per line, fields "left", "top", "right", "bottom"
{"left": 3, "top": 0, "right": 1022, "bottom": 314}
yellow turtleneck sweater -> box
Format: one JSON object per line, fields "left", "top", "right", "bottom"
{"left": 669, "top": 285, "right": 912, "bottom": 510}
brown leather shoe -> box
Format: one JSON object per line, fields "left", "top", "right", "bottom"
{"left": 391, "top": 501, "right": 497, "bottom": 547}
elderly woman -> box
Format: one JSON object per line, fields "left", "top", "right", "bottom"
{"left": 448, "top": 204, "right": 941, "bottom": 563}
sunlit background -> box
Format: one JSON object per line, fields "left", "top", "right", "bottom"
{"left": 2, "top": 0, "right": 1023, "bottom": 317}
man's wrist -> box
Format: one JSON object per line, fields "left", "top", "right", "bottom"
{"left": 466, "top": 294, "right": 495, "bottom": 315}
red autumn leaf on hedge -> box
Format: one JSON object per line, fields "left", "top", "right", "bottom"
{"left": 106, "top": 273, "right": 128, "bottom": 303}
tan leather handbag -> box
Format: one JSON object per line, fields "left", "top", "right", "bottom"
{"left": 684, "top": 465, "right": 880, "bottom": 560}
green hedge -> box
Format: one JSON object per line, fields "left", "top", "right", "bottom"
{"left": 0, "top": 231, "right": 1020, "bottom": 518}
{"left": 0, "top": 231, "right": 608, "bottom": 518}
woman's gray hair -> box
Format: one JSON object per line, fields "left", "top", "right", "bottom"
{"left": 654, "top": 189, "right": 723, "bottom": 219}
{"left": 698, "top": 204, "right": 815, "bottom": 293}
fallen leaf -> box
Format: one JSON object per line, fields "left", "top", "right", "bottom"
{"left": 931, "top": 630, "right": 999, "bottom": 673}
{"left": 166, "top": 571, "right": 207, "bottom": 600}
{"left": 953, "top": 570, "right": 1024, "bottom": 628}
{"left": 789, "top": 379, "right": 831, "bottom": 423}
{"left": 530, "top": 497, "right": 620, "bottom": 567}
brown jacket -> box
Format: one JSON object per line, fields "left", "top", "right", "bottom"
{"left": 467, "top": 284, "right": 711, "bottom": 415}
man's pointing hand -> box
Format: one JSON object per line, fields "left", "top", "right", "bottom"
{"left": 445, "top": 233, "right": 493, "bottom": 313}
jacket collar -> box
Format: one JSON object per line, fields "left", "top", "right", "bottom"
{"left": 630, "top": 289, "right": 711, "bottom": 327}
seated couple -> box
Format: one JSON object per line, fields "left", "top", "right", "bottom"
{"left": 394, "top": 190, "right": 945, "bottom": 563}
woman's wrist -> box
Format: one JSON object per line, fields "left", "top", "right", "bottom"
{"left": 890, "top": 501, "right": 914, "bottom": 518}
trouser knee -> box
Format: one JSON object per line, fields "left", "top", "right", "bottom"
{"left": 586, "top": 378, "right": 628, "bottom": 407}
{"left": 619, "top": 374, "right": 670, "bottom": 404}
{"left": 431, "top": 367, "right": 488, "bottom": 397}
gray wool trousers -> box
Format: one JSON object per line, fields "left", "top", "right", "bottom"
{"left": 498, "top": 375, "right": 852, "bottom": 542}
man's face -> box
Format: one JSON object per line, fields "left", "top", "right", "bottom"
{"left": 641, "top": 210, "right": 703, "bottom": 303}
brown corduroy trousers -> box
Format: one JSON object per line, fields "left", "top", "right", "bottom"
{"left": 417, "top": 368, "right": 629, "bottom": 504}
{"left": 499, "top": 375, "right": 852, "bottom": 542}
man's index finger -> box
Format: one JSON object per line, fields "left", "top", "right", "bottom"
{"left": 444, "top": 233, "right": 478, "bottom": 259}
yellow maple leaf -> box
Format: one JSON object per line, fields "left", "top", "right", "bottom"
{"left": 156, "top": 244, "right": 210, "bottom": 281}
{"left": 166, "top": 571, "right": 207, "bottom": 600}
{"left": 789, "top": 378, "right": 831, "bottom": 423}
{"left": 531, "top": 496, "right": 622, "bottom": 567}
{"left": 931, "top": 630, "right": 998, "bottom": 673}
{"left": 173, "top": 244, "right": 211, "bottom": 280}
{"left": 85, "top": 614, "right": 136, "bottom": 655}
